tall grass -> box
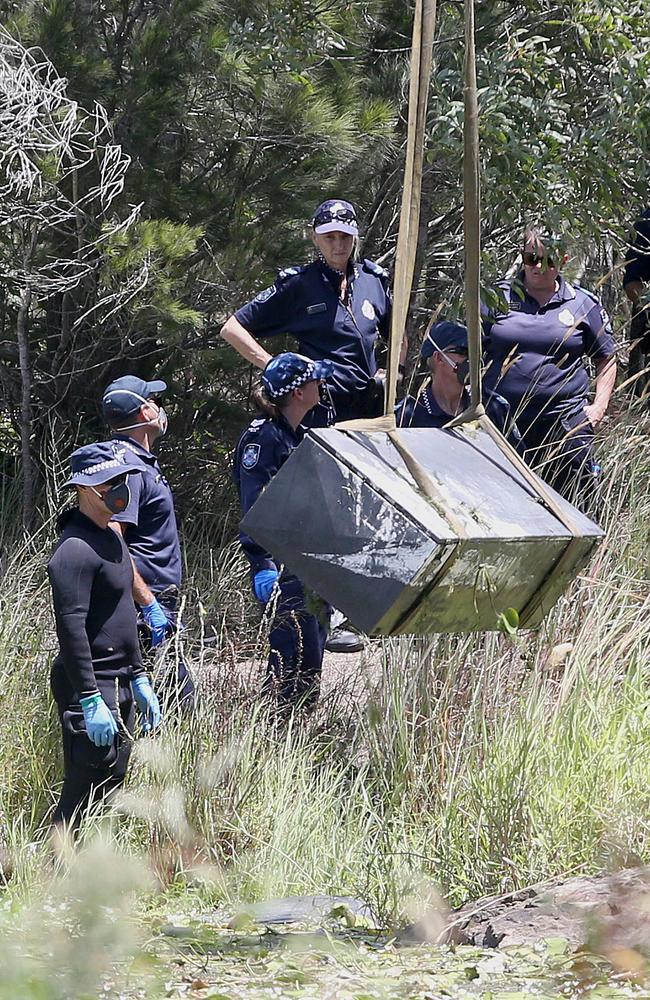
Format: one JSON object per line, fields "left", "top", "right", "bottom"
{"left": 0, "top": 406, "right": 648, "bottom": 928}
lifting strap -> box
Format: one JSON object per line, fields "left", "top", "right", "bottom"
{"left": 447, "top": 0, "right": 484, "bottom": 424}
{"left": 338, "top": 0, "right": 585, "bottom": 628}
{"left": 384, "top": 0, "right": 438, "bottom": 418}
{"left": 444, "top": 0, "right": 583, "bottom": 625}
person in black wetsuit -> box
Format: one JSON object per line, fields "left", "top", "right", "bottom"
{"left": 48, "top": 442, "right": 162, "bottom": 828}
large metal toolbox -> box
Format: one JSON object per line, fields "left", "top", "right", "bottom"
{"left": 241, "top": 425, "right": 604, "bottom": 634}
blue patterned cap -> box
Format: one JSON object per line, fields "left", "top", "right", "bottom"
{"left": 262, "top": 352, "right": 334, "bottom": 400}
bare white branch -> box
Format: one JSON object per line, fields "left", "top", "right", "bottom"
{"left": 0, "top": 27, "right": 139, "bottom": 305}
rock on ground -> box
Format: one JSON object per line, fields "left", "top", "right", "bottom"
{"left": 445, "top": 868, "right": 650, "bottom": 953}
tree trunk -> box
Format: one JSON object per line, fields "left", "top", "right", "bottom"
{"left": 16, "top": 286, "right": 34, "bottom": 531}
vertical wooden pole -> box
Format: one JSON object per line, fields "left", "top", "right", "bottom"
{"left": 463, "top": 0, "right": 482, "bottom": 408}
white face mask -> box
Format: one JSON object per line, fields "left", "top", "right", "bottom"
{"left": 112, "top": 391, "right": 168, "bottom": 436}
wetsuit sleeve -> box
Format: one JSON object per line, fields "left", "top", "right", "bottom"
{"left": 236, "top": 433, "right": 283, "bottom": 574}
{"left": 581, "top": 297, "right": 616, "bottom": 360}
{"left": 234, "top": 277, "right": 297, "bottom": 338}
{"left": 47, "top": 538, "right": 100, "bottom": 698}
{"left": 111, "top": 471, "right": 142, "bottom": 527}
{"left": 624, "top": 212, "right": 650, "bottom": 286}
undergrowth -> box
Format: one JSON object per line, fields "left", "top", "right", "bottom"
{"left": 0, "top": 405, "right": 648, "bottom": 935}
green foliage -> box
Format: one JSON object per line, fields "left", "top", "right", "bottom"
{"left": 1, "top": 0, "right": 649, "bottom": 503}
{"left": 102, "top": 219, "right": 203, "bottom": 330}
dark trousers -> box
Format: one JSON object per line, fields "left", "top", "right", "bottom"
{"left": 137, "top": 588, "right": 195, "bottom": 712}
{"left": 51, "top": 663, "right": 135, "bottom": 828}
{"left": 260, "top": 575, "right": 330, "bottom": 708}
{"left": 520, "top": 407, "right": 598, "bottom": 511}
{"left": 629, "top": 310, "right": 650, "bottom": 398}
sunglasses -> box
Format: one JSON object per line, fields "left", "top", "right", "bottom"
{"left": 103, "top": 474, "right": 128, "bottom": 489}
{"left": 313, "top": 207, "right": 357, "bottom": 226}
{"left": 522, "top": 251, "right": 556, "bottom": 268}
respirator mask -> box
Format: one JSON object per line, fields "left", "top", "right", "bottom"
{"left": 113, "top": 392, "right": 168, "bottom": 437}
{"left": 438, "top": 350, "right": 470, "bottom": 388}
{"left": 91, "top": 477, "right": 131, "bottom": 515}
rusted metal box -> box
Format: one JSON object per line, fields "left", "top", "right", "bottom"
{"left": 240, "top": 426, "right": 603, "bottom": 634}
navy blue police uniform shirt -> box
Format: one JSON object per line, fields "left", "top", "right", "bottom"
{"left": 482, "top": 273, "right": 616, "bottom": 431}
{"left": 396, "top": 385, "right": 522, "bottom": 449}
{"left": 233, "top": 414, "right": 303, "bottom": 574}
{"left": 624, "top": 208, "right": 650, "bottom": 286}
{"left": 110, "top": 437, "right": 182, "bottom": 592}
{"left": 235, "top": 259, "right": 391, "bottom": 422}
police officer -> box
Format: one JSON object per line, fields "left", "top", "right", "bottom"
{"left": 220, "top": 198, "right": 407, "bottom": 426}
{"left": 396, "top": 321, "right": 521, "bottom": 447}
{"left": 101, "top": 375, "right": 194, "bottom": 709}
{"left": 623, "top": 207, "right": 650, "bottom": 397}
{"left": 48, "top": 442, "right": 162, "bottom": 827}
{"left": 234, "top": 352, "right": 334, "bottom": 709}
{"left": 483, "top": 226, "right": 617, "bottom": 504}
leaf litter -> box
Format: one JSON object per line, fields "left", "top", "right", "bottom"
{"left": 144, "top": 914, "right": 648, "bottom": 999}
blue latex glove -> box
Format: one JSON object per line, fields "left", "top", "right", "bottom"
{"left": 140, "top": 598, "right": 169, "bottom": 646}
{"left": 253, "top": 568, "right": 279, "bottom": 603}
{"left": 132, "top": 675, "right": 162, "bottom": 733}
{"left": 80, "top": 694, "right": 118, "bottom": 747}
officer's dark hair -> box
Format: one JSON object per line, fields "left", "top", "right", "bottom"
{"left": 253, "top": 385, "right": 291, "bottom": 420}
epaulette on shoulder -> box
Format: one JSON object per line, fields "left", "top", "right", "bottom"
{"left": 277, "top": 263, "right": 309, "bottom": 281}
{"left": 246, "top": 417, "right": 266, "bottom": 434}
{"left": 571, "top": 282, "right": 600, "bottom": 304}
{"left": 362, "top": 258, "right": 390, "bottom": 279}
{"left": 486, "top": 389, "right": 509, "bottom": 408}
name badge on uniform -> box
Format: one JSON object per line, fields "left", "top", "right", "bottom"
{"left": 307, "top": 302, "right": 327, "bottom": 315}
{"left": 242, "top": 443, "right": 260, "bottom": 469}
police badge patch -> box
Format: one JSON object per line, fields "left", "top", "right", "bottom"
{"left": 361, "top": 299, "right": 376, "bottom": 320}
{"left": 254, "top": 285, "right": 276, "bottom": 304}
{"left": 242, "top": 443, "right": 261, "bottom": 469}
{"left": 558, "top": 309, "right": 575, "bottom": 327}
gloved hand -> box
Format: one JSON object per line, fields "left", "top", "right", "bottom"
{"left": 132, "top": 675, "right": 162, "bottom": 733}
{"left": 253, "top": 568, "right": 279, "bottom": 603}
{"left": 140, "top": 598, "right": 169, "bottom": 646}
{"left": 80, "top": 694, "right": 118, "bottom": 747}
